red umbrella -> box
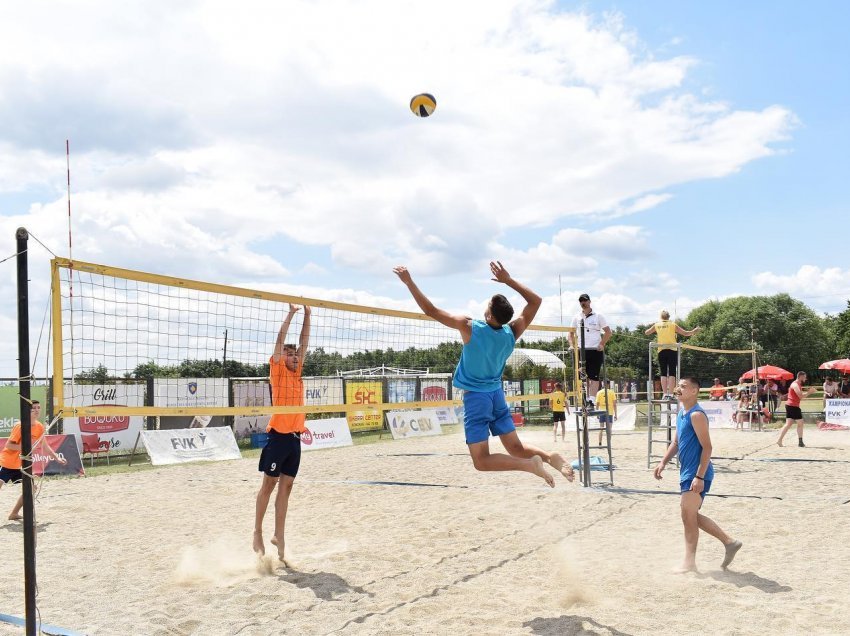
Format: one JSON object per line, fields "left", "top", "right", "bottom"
{"left": 819, "top": 359, "right": 850, "bottom": 374}
{"left": 740, "top": 365, "right": 794, "bottom": 381}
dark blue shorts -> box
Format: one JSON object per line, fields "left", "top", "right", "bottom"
{"left": 0, "top": 467, "right": 24, "bottom": 484}
{"left": 598, "top": 413, "right": 613, "bottom": 424}
{"left": 258, "top": 430, "right": 302, "bottom": 478}
{"left": 681, "top": 478, "right": 712, "bottom": 500}
{"left": 463, "top": 389, "right": 515, "bottom": 444}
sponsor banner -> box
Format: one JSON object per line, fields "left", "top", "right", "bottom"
{"left": 140, "top": 428, "right": 241, "bottom": 465}
{"left": 612, "top": 404, "right": 636, "bottom": 431}
{"left": 0, "top": 386, "right": 48, "bottom": 438}
{"left": 698, "top": 400, "right": 737, "bottom": 429}
{"left": 345, "top": 381, "right": 383, "bottom": 432}
{"left": 388, "top": 378, "right": 416, "bottom": 403}
{"left": 523, "top": 379, "right": 541, "bottom": 412}
{"left": 300, "top": 418, "right": 353, "bottom": 451}
{"left": 386, "top": 409, "right": 443, "bottom": 439}
{"left": 825, "top": 399, "right": 850, "bottom": 426}
{"left": 503, "top": 381, "right": 521, "bottom": 397}
{"left": 305, "top": 377, "right": 343, "bottom": 406}
{"left": 63, "top": 384, "right": 145, "bottom": 453}
{"left": 421, "top": 378, "right": 448, "bottom": 402}
{"left": 31, "top": 435, "right": 84, "bottom": 477}
{"left": 154, "top": 378, "right": 228, "bottom": 408}
{"left": 233, "top": 380, "right": 271, "bottom": 408}
{"left": 234, "top": 415, "right": 270, "bottom": 441}
{"left": 431, "top": 407, "right": 458, "bottom": 425}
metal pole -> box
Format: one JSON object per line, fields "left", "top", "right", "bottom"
{"left": 16, "top": 228, "right": 37, "bottom": 636}
{"left": 579, "top": 319, "right": 590, "bottom": 487}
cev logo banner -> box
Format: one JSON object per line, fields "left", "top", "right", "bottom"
{"left": 345, "top": 381, "right": 383, "bottom": 432}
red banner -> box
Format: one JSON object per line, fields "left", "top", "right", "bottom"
{"left": 30, "top": 435, "right": 84, "bottom": 477}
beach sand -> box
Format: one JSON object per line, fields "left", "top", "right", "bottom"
{"left": 1, "top": 426, "right": 848, "bottom": 635}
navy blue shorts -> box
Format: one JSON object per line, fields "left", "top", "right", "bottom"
{"left": 598, "top": 413, "right": 613, "bottom": 424}
{"left": 553, "top": 411, "right": 566, "bottom": 422}
{"left": 0, "top": 467, "right": 24, "bottom": 484}
{"left": 258, "top": 430, "right": 302, "bottom": 478}
{"left": 681, "top": 478, "right": 712, "bottom": 500}
{"left": 463, "top": 389, "right": 515, "bottom": 444}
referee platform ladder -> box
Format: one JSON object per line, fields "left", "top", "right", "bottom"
{"left": 646, "top": 342, "right": 680, "bottom": 469}
{"left": 574, "top": 328, "right": 614, "bottom": 487}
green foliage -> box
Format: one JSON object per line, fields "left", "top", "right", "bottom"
{"left": 74, "top": 363, "right": 110, "bottom": 383}
{"left": 827, "top": 301, "right": 850, "bottom": 358}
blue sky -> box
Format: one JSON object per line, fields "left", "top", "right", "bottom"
{"left": 0, "top": 1, "right": 847, "bottom": 375}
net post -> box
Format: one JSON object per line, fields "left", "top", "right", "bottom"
{"left": 50, "top": 258, "right": 64, "bottom": 419}
{"left": 16, "top": 228, "right": 37, "bottom": 636}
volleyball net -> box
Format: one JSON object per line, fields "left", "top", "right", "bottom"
{"left": 647, "top": 342, "right": 756, "bottom": 399}
{"left": 51, "top": 258, "right": 577, "bottom": 425}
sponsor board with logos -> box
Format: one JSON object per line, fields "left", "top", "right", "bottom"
{"left": 140, "top": 427, "right": 241, "bottom": 465}
{"left": 63, "top": 384, "right": 145, "bottom": 453}
{"left": 386, "top": 409, "right": 444, "bottom": 440}
{"left": 824, "top": 399, "right": 850, "bottom": 426}
{"left": 300, "top": 418, "right": 353, "bottom": 451}
{"left": 345, "top": 381, "right": 383, "bottom": 432}
{"left": 31, "top": 435, "right": 85, "bottom": 476}
{"left": 0, "top": 386, "right": 48, "bottom": 438}
{"left": 698, "top": 400, "right": 737, "bottom": 429}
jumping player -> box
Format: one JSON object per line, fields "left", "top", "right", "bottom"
{"left": 394, "top": 261, "right": 573, "bottom": 487}
{"left": 253, "top": 304, "right": 311, "bottom": 563}
{"left": 653, "top": 377, "right": 742, "bottom": 572}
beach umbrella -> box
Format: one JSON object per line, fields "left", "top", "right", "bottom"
{"left": 739, "top": 365, "right": 793, "bottom": 381}
{"left": 819, "top": 359, "right": 850, "bottom": 374}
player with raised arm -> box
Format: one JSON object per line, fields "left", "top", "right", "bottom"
{"left": 394, "top": 261, "right": 573, "bottom": 487}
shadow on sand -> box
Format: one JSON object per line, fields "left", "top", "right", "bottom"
{"left": 702, "top": 569, "right": 792, "bottom": 593}
{"left": 279, "top": 570, "right": 371, "bottom": 600}
{"left": 523, "top": 615, "right": 633, "bottom": 636}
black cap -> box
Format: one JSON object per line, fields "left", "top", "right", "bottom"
{"left": 578, "top": 293, "right": 590, "bottom": 302}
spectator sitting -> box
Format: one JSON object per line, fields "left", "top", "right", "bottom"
{"left": 823, "top": 377, "right": 839, "bottom": 408}
{"left": 709, "top": 378, "right": 726, "bottom": 401}
{"left": 725, "top": 381, "right": 735, "bottom": 400}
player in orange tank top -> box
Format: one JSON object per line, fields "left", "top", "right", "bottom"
{"left": 253, "top": 304, "right": 311, "bottom": 563}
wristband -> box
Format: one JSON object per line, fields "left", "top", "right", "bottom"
{"left": 694, "top": 475, "right": 704, "bottom": 481}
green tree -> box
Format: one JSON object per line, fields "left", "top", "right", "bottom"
{"left": 75, "top": 363, "right": 110, "bottom": 383}
{"left": 828, "top": 301, "right": 850, "bottom": 358}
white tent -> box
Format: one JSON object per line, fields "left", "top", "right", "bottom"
{"left": 505, "top": 348, "right": 566, "bottom": 369}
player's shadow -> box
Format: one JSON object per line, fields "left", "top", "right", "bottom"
{"left": 523, "top": 615, "right": 632, "bottom": 635}
{"left": 279, "top": 570, "right": 371, "bottom": 600}
{"left": 702, "top": 569, "right": 792, "bottom": 593}
{"left": 3, "top": 521, "right": 52, "bottom": 533}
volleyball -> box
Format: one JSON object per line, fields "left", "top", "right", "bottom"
{"left": 409, "top": 93, "right": 436, "bottom": 117}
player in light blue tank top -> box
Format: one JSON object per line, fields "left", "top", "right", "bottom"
{"left": 394, "top": 261, "right": 575, "bottom": 487}
{"left": 654, "top": 377, "right": 742, "bottom": 572}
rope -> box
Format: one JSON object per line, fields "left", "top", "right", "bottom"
{"left": 0, "top": 249, "right": 27, "bottom": 265}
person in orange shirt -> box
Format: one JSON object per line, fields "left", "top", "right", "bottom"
{"left": 0, "top": 401, "right": 66, "bottom": 520}
{"left": 253, "top": 304, "right": 311, "bottom": 564}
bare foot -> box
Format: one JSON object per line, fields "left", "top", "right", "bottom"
{"left": 721, "top": 540, "right": 742, "bottom": 569}
{"left": 673, "top": 564, "right": 698, "bottom": 574}
{"left": 547, "top": 452, "right": 575, "bottom": 482}
{"left": 8, "top": 514, "right": 22, "bottom": 521}
{"left": 776, "top": 439, "right": 783, "bottom": 447}
{"left": 252, "top": 530, "right": 265, "bottom": 555}
{"left": 270, "top": 536, "right": 289, "bottom": 565}
{"left": 531, "top": 456, "right": 555, "bottom": 488}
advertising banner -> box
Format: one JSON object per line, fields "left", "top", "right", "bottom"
{"left": 523, "top": 379, "right": 541, "bottom": 412}
{"left": 305, "top": 377, "right": 344, "bottom": 406}
{"left": 824, "top": 399, "right": 850, "bottom": 426}
{"left": 388, "top": 378, "right": 416, "bottom": 403}
{"left": 155, "top": 378, "right": 229, "bottom": 430}
{"left": 386, "top": 409, "right": 443, "bottom": 439}
{"left": 697, "top": 400, "right": 737, "bottom": 429}
{"left": 421, "top": 378, "right": 449, "bottom": 402}
{"left": 300, "top": 418, "right": 353, "bottom": 451}
{"left": 345, "top": 380, "right": 383, "bottom": 432}
{"left": 140, "top": 427, "right": 241, "bottom": 465}
{"left": 431, "top": 407, "right": 458, "bottom": 426}
{"left": 63, "top": 384, "right": 145, "bottom": 453}
{"left": 0, "top": 386, "right": 48, "bottom": 438}
{"left": 31, "top": 434, "right": 84, "bottom": 476}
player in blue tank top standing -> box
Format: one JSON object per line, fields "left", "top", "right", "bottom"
{"left": 394, "top": 261, "right": 574, "bottom": 487}
{"left": 654, "top": 377, "right": 742, "bottom": 572}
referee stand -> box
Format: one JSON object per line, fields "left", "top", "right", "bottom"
{"left": 574, "top": 320, "right": 614, "bottom": 487}
{"left": 646, "top": 342, "right": 679, "bottom": 469}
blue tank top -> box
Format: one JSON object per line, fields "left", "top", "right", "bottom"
{"left": 453, "top": 320, "right": 515, "bottom": 392}
{"left": 677, "top": 403, "right": 714, "bottom": 482}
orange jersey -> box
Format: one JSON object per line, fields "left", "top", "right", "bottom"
{"left": 0, "top": 421, "right": 45, "bottom": 470}
{"left": 267, "top": 356, "right": 305, "bottom": 434}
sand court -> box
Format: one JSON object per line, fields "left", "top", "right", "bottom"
{"left": 1, "top": 427, "right": 849, "bottom": 635}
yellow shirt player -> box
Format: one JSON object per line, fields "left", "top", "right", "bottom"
{"left": 551, "top": 382, "right": 571, "bottom": 441}
{"left": 594, "top": 385, "right": 618, "bottom": 445}
{"left": 253, "top": 304, "right": 311, "bottom": 564}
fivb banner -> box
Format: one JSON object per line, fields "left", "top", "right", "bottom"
{"left": 698, "top": 401, "right": 737, "bottom": 429}
{"left": 63, "top": 384, "right": 145, "bottom": 453}
{"left": 301, "top": 418, "right": 353, "bottom": 451}
{"left": 824, "top": 399, "right": 850, "bottom": 427}
{"left": 140, "top": 427, "right": 241, "bottom": 466}
{"left": 346, "top": 380, "right": 383, "bottom": 432}
{"left": 0, "top": 386, "right": 48, "bottom": 438}
{"left": 386, "top": 409, "right": 443, "bottom": 440}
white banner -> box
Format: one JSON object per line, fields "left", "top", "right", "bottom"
{"left": 698, "top": 400, "right": 737, "bottom": 429}
{"left": 386, "top": 409, "right": 444, "bottom": 439}
{"left": 825, "top": 399, "right": 850, "bottom": 426}
{"left": 153, "top": 378, "right": 229, "bottom": 407}
{"left": 300, "top": 418, "right": 353, "bottom": 451}
{"left": 431, "top": 407, "right": 458, "bottom": 426}
{"left": 140, "top": 427, "right": 241, "bottom": 465}
{"left": 611, "top": 404, "right": 636, "bottom": 431}
{"left": 63, "top": 383, "right": 145, "bottom": 454}
{"left": 304, "top": 377, "right": 344, "bottom": 406}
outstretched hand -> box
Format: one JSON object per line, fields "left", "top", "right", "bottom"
{"left": 287, "top": 303, "right": 302, "bottom": 315}
{"left": 490, "top": 261, "right": 512, "bottom": 284}
{"left": 393, "top": 266, "right": 413, "bottom": 285}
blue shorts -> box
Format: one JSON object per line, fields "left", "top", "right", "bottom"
{"left": 680, "top": 478, "right": 712, "bottom": 500}
{"left": 463, "top": 389, "right": 515, "bottom": 444}
{"left": 258, "top": 430, "right": 302, "bottom": 478}
{"left": 598, "top": 413, "right": 612, "bottom": 424}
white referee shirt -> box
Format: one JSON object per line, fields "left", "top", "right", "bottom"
{"left": 571, "top": 311, "right": 608, "bottom": 349}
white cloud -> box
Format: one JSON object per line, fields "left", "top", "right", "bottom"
{"left": 752, "top": 265, "right": 850, "bottom": 310}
